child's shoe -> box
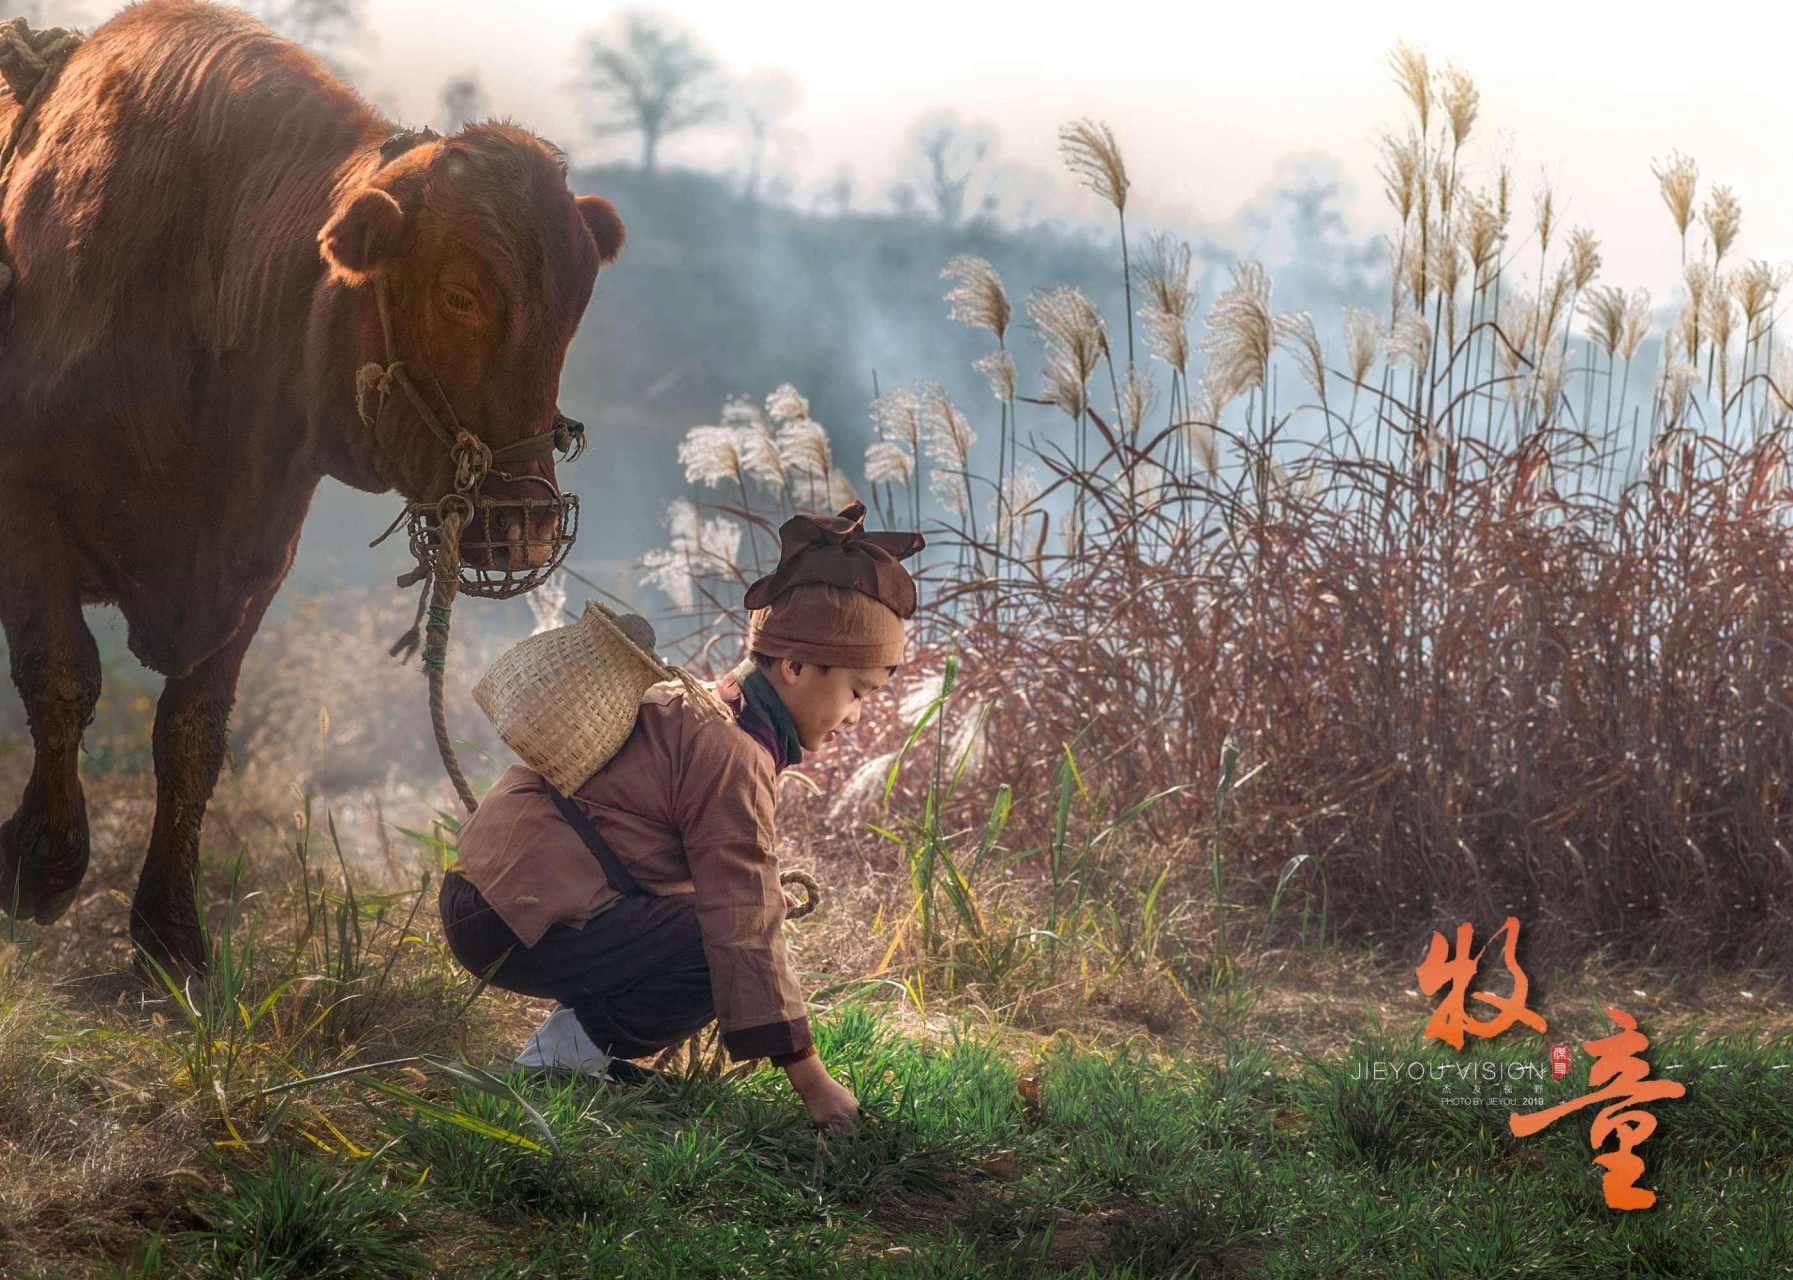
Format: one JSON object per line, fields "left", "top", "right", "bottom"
{"left": 514, "top": 1003, "right": 613, "bottom": 1077}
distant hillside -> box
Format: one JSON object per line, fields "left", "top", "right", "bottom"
{"left": 292, "top": 159, "right": 1385, "bottom": 624}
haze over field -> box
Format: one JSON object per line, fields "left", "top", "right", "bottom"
{"left": 11, "top": 0, "right": 1792, "bottom": 666}
{"left": 346, "top": 0, "right": 1793, "bottom": 306}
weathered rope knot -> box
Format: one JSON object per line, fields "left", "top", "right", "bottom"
{"left": 354, "top": 360, "right": 402, "bottom": 430}
{"left": 1, "top": 18, "right": 85, "bottom": 327}
{"left": 0, "top": 18, "right": 81, "bottom": 103}
{"left": 451, "top": 432, "right": 492, "bottom": 493}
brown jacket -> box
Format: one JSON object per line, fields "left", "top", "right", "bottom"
{"left": 450, "top": 675, "right": 810, "bottom": 1061}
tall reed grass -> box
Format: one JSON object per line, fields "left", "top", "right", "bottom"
{"left": 653, "top": 39, "right": 1793, "bottom": 977}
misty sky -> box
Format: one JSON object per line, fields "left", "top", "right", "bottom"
{"left": 341, "top": 0, "right": 1793, "bottom": 308}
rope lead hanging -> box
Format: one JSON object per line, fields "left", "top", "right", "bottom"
{"left": 423, "top": 501, "right": 479, "bottom": 814}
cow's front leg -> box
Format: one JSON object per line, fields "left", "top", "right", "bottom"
{"left": 130, "top": 587, "right": 277, "bottom": 980}
{"left": 0, "top": 587, "right": 102, "bottom": 925}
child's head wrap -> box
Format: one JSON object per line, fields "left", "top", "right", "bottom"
{"left": 742, "top": 501, "right": 925, "bottom": 670}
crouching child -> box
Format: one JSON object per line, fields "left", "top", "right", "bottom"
{"left": 437, "top": 501, "right": 923, "bottom": 1134}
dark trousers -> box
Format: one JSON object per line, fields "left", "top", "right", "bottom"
{"left": 438, "top": 869, "right": 717, "bottom": 1059}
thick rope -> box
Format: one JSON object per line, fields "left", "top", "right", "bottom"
{"left": 424, "top": 501, "right": 479, "bottom": 814}
{"left": 781, "top": 869, "right": 819, "bottom": 920}
{"left": 0, "top": 20, "right": 82, "bottom": 165}
{"left": 0, "top": 20, "right": 84, "bottom": 310}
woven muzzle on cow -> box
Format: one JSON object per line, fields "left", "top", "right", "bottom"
{"left": 319, "top": 125, "right": 621, "bottom": 599}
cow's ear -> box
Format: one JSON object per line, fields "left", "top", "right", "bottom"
{"left": 319, "top": 187, "right": 408, "bottom": 285}
{"left": 576, "top": 194, "right": 625, "bottom": 265}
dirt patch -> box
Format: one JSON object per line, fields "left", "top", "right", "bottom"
{"left": 868, "top": 1185, "right": 1244, "bottom": 1275}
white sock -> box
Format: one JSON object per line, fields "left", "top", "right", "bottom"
{"left": 514, "top": 1004, "right": 615, "bottom": 1077}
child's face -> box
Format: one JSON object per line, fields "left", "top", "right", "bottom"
{"left": 766, "top": 660, "right": 895, "bottom": 752}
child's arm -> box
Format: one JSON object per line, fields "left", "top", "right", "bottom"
{"left": 676, "top": 722, "right": 817, "bottom": 1058}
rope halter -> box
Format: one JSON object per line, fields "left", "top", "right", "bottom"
{"left": 358, "top": 264, "right": 582, "bottom": 600}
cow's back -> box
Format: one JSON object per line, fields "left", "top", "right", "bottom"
{"left": 0, "top": 0, "right": 383, "bottom": 420}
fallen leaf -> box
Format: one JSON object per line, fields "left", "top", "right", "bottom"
{"left": 979, "top": 1149, "right": 1021, "bottom": 1181}
{"left": 1017, "top": 1074, "right": 1042, "bottom": 1124}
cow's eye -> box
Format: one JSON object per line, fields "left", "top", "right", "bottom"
{"left": 444, "top": 287, "right": 478, "bottom": 317}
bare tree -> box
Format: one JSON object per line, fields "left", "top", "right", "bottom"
{"left": 901, "top": 108, "right": 999, "bottom": 228}
{"left": 814, "top": 166, "right": 854, "bottom": 217}
{"left": 733, "top": 68, "right": 801, "bottom": 203}
{"left": 980, "top": 161, "right": 1059, "bottom": 230}
{"left": 438, "top": 70, "right": 489, "bottom": 133}
{"left": 575, "top": 9, "right": 728, "bottom": 174}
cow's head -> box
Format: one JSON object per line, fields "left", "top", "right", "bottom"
{"left": 316, "top": 124, "right": 622, "bottom": 575}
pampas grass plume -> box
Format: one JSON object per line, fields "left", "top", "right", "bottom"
{"left": 1652, "top": 150, "right": 1698, "bottom": 246}
{"left": 1702, "top": 184, "right": 1742, "bottom": 265}
{"left": 1387, "top": 41, "right": 1430, "bottom": 133}
{"left": 1618, "top": 288, "right": 1652, "bottom": 360}
{"left": 765, "top": 383, "right": 810, "bottom": 425}
{"left": 1438, "top": 61, "right": 1478, "bottom": 149}
{"left": 1344, "top": 306, "right": 1380, "bottom": 384}
{"left": 1200, "top": 261, "right": 1277, "bottom": 397}
{"left": 865, "top": 441, "right": 913, "bottom": 487}
{"left": 975, "top": 349, "right": 1016, "bottom": 402}
{"left": 1058, "top": 117, "right": 1128, "bottom": 212}
{"left": 943, "top": 256, "right": 1012, "bottom": 340}
{"left": 776, "top": 417, "right": 832, "bottom": 479}
{"left": 678, "top": 424, "right": 742, "bottom": 488}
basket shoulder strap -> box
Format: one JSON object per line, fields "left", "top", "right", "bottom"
{"left": 548, "top": 788, "right": 651, "bottom": 897}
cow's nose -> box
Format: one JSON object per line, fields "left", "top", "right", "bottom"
{"left": 526, "top": 507, "right": 561, "bottom": 567}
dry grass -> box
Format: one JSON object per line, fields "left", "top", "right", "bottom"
{"left": 637, "top": 39, "right": 1793, "bottom": 986}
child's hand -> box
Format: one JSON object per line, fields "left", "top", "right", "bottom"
{"left": 804, "top": 1076, "right": 862, "bottom": 1134}
{"left": 785, "top": 1053, "right": 860, "bottom": 1134}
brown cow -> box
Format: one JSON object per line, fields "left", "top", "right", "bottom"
{"left": 0, "top": 0, "right": 624, "bottom": 975}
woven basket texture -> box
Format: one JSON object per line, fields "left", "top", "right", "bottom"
{"left": 473, "top": 601, "right": 666, "bottom": 795}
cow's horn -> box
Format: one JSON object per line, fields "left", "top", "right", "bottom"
{"left": 379, "top": 126, "right": 441, "bottom": 165}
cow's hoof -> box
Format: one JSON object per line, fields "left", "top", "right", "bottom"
{"left": 0, "top": 805, "right": 91, "bottom": 926}
{"left": 129, "top": 886, "right": 208, "bottom": 985}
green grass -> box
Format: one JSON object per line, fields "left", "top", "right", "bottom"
{"left": 43, "top": 999, "right": 1785, "bottom": 1280}
{"left": 177, "top": 1150, "right": 428, "bottom": 1279}
{"left": 3, "top": 800, "right": 1787, "bottom": 1278}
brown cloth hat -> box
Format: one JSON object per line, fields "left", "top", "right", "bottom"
{"left": 743, "top": 501, "right": 925, "bottom": 669}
